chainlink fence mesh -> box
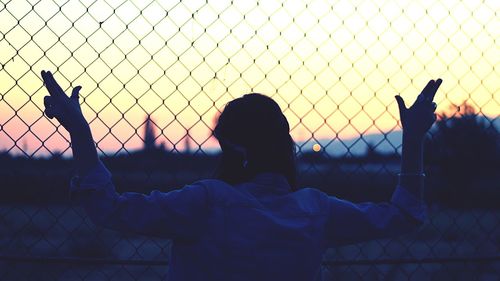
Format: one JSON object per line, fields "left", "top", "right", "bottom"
{"left": 1, "top": 0, "right": 499, "bottom": 280}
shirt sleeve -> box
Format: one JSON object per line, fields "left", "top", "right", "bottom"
{"left": 70, "top": 160, "right": 210, "bottom": 239}
{"left": 324, "top": 175, "right": 427, "bottom": 247}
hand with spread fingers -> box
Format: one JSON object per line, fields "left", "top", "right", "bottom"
{"left": 396, "top": 79, "right": 443, "bottom": 175}
{"left": 41, "top": 70, "right": 88, "bottom": 133}
{"left": 395, "top": 79, "right": 442, "bottom": 142}
{"left": 41, "top": 70, "right": 97, "bottom": 174}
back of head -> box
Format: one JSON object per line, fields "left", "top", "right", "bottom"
{"left": 214, "top": 93, "right": 297, "bottom": 190}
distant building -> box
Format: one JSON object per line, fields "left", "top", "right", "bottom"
{"left": 184, "top": 129, "right": 191, "bottom": 154}
{"left": 143, "top": 115, "right": 157, "bottom": 151}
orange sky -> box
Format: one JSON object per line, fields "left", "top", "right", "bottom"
{"left": 0, "top": 0, "right": 498, "bottom": 157}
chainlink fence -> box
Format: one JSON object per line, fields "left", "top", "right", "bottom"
{"left": 1, "top": 0, "right": 499, "bottom": 280}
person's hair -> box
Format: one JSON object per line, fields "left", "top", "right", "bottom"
{"left": 213, "top": 93, "right": 297, "bottom": 190}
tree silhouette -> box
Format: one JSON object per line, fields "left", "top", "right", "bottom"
{"left": 425, "top": 102, "right": 499, "bottom": 207}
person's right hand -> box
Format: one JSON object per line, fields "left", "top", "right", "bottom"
{"left": 41, "top": 70, "right": 88, "bottom": 133}
{"left": 395, "top": 79, "right": 442, "bottom": 142}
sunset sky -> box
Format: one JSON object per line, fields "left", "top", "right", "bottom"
{"left": 0, "top": 0, "right": 498, "bottom": 157}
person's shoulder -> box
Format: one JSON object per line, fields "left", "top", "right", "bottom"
{"left": 291, "top": 187, "right": 330, "bottom": 209}
{"left": 190, "top": 178, "right": 233, "bottom": 189}
{"left": 187, "top": 178, "right": 236, "bottom": 197}
{"left": 294, "top": 187, "right": 328, "bottom": 197}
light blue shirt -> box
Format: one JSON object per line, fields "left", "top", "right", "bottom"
{"left": 71, "top": 160, "right": 426, "bottom": 281}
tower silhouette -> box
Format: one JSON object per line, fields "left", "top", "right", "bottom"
{"left": 184, "top": 129, "right": 191, "bottom": 154}
{"left": 143, "top": 115, "right": 157, "bottom": 151}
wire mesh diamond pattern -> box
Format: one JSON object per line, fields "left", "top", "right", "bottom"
{"left": 0, "top": 0, "right": 499, "bottom": 280}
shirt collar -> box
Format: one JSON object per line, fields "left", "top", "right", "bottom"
{"left": 250, "top": 172, "right": 291, "bottom": 194}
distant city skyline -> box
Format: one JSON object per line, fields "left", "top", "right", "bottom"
{"left": 142, "top": 114, "right": 193, "bottom": 154}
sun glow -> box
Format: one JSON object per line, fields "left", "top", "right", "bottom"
{"left": 0, "top": 0, "right": 498, "bottom": 156}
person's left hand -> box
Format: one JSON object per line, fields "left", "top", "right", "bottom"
{"left": 395, "top": 79, "right": 442, "bottom": 142}
{"left": 41, "top": 70, "right": 88, "bottom": 133}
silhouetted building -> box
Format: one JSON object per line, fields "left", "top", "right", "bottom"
{"left": 184, "top": 129, "right": 192, "bottom": 154}
{"left": 364, "top": 141, "right": 380, "bottom": 161}
{"left": 143, "top": 115, "right": 157, "bottom": 151}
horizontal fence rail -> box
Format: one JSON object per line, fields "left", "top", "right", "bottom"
{"left": 2, "top": 255, "right": 500, "bottom": 266}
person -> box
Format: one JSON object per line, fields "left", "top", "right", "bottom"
{"left": 41, "top": 70, "right": 441, "bottom": 281}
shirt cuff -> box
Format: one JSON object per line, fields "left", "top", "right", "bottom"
{"left": 70, "top": 160, "right": 112, "bottom": 192}
{"left": 391, "top": 184, "right": 427, "bottom": 224}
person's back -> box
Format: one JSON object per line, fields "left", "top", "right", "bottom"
{"left": 40, "top": 71, "right": 441, "bottom": 280}
{"left": 170, "top": 176, "right": 326, "bottom": 280}
{"left": 75, "top": 163, "right": 424, "bottom": 281}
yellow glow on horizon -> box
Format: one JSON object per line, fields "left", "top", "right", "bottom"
{"left": 0, "top": 0, "right": 498, "bottom": 156}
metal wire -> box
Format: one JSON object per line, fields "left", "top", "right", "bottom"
{"left": 0, "top": 0, "right": 499, "bottom": 280}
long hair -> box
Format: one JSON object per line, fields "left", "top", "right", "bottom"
{"left": 213, "top": 93, "right": 297, "bottom": 190}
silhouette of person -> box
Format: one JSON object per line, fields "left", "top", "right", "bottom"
{"left": 41, "top": 70, "right": 441, "bottom": 281}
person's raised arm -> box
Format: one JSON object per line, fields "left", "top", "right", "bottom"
{"left": 40, "top": 70, "right": 210, "bottom": 238}
{"left": 324, "top": 79, "right": 442, "bottom": 247}
{"left": 41, "top": 70, "right": 98, "bottom": 176}
{"left": 395, "top": 79, "right": 442, "bottom": 197}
